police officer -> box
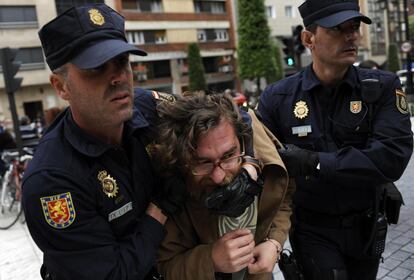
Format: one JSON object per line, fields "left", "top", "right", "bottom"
{"left": 22, "top": 4, "right": 181, "bottom": 280}
{"left": 258, "top": 0, "right": 413, "bottom": 279}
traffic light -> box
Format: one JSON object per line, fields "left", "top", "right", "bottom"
{"left": 1, "top": 47, "right": 23, "bottom": 93}
{"left": 292, "top": 25, "right": 305, "bottom": 55}
{"left": 281, "top": 37, "right": 295, "bottom": 66}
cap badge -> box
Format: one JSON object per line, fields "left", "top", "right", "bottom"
{"left": 89, "top": 9, "right": 105, "bottom": 26}
{"left": 350, "top": 101, "right": 362, "bottom": 114}
{"left": 395, "top": 89, "right": 408, "bottom": 114}
{"left": 293, "top": 100, "right": 309, "bottom": 119}
{"left": 40, "top": 192, "right": 76, "bottom": 229}
{"left": 98, "top": 170, "right": 118, "bottom": 198}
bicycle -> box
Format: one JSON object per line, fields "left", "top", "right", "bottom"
{"left": 0, "top": 148, "right": 33, "bottom": 229}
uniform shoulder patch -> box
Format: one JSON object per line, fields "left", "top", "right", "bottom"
{"left": 395, "top": 89, "right": 409, "bottom": 114}
{"left": 151, "top": 91, "right": 176, "bottom": 103}
{"left": 40, "top": 192, "right": 76, "bottom": 229}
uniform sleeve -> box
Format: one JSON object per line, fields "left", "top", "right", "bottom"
{"left": 319, "top": 77, "right": 413, "bottom": 185}
{"left": 258, "top": 85, "right": 283, "bottom": 140}
{"left": 22, "top": 170, "right": 165, "bottom": 280}
{"left": 157, "top": 210, "right": 216, "bottom": 280}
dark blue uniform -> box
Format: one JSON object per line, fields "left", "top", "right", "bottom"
{"left": 22, "top": 88, "right": 163, "bottom": 280}
{"left": 259, "top": 65, "right": 413, "bottom": 279}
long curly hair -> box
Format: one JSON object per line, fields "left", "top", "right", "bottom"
{"left": 152, "top": 92, "right": 251, "bottom": 177}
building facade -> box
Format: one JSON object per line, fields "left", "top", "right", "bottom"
{"left": 1, "top": 0, "right": 236, "bottom": 122}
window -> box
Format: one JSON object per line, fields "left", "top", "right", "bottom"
{"left": 194, "top": 1, "right": 225, "bottom": 14}
{"left": 0, "top": 47, "right": 44, "bottom": 71}
{"left": 284, "top": 6, "right": 294, "bottom": 18}
{"left": 266, "top": 6, "right": 276, "bottom": 19}
{"left": 0, "top": 6, "right": 37, "bottom": 28}
{"left": 122, "top": 0, "right": 163, "bottom": 12}
{"left": 131, "top": 60, "right": 171, "bottom": 80}
{"left": 197, "top": 30, "right": 207, "bottom": 42}
{"left": 214, "top": 29, "right": 228, "bottom": 42}
{"left": 55, "top": 0, "right": 104, "bottom": 15}
{"left": 126, "top": 30, "right": 166, "bottom": 45}
{"left": 197, "top": 29, "right": 229, "bottom": 42}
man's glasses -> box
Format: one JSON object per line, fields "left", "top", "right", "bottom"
{"left": 190, "top": 152, "right": 245, "bottom": 176}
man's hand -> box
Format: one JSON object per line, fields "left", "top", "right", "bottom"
{"left": 146, "top": 202, "right": 167, "bottom": 225}
{"left": 248, "top": 239, "right": 281, "bottom": 274}
{"left": 152, "top": 176, "right": 187, "bottom": 217}
{"left": 278, "top": 144, "right": 319, "bottom": 177}
{"left": 211, "top": 229, "right": 255, "bottom": 273}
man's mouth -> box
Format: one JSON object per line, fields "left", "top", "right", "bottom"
{"left": 110, "top": 92, "right": 131, "bottom": 103}
{"left": 343, "top": 46, "right": 357, "bottom": 53}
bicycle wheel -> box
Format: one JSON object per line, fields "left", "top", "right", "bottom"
{"left": 0, "top": 170, "right": 22, "bottom": 230}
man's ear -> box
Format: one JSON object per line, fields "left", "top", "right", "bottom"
{"left": 50, "top": 73, "right": 70, "bottom": 101}
{"left": 302, "top": 30, "right": 315, "bottom": 50}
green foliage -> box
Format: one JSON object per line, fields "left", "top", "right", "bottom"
{"left": 269, "top": 40, "right": 284, "bottom": 82}
{"left": 409, "top": 15, "right": 414, "bottom": 43}
{"left": 387, "top": 43, "right": 401, "bottom": 73}
{"left": 187, "top": 43, "right": 207, "bottom": 92}
{"left": 237, "top": 0, "right": 278, "bottom": 87}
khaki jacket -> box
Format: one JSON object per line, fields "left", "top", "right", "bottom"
{"left": 157, "top": 110, "right": 294, "bottom": 280}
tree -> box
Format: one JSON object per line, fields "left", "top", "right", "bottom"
{"left": 237, "top": 0, "right": 278, "bottom": 93}
{"left": 387, "top": 43, "right": 401, "bottom": 73}
{"left": 187, "top": 43, "right": 207, "bottom": 92}
{"left": 269, "top": 40, "right": 284, "bottom": 83}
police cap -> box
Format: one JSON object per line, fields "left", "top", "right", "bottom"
{"left": 39, "top": 3, "right": 147, "bottom": 71}
{"left": 299, "top": 0, "right": 372, "bottom": 28}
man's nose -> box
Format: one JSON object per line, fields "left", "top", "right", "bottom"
{"left": 110, "top": 62, "right": 130, "bottom": 85}
{"left": 209, "top": 165, "right": 226, "bottom": 185}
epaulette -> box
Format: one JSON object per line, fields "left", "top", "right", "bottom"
{"left": 151, "top": 90, "right": 177, "bottom": 103}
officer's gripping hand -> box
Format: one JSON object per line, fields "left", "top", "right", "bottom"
{"left": 278, "top": 144, "right": 319, "bottom": 177}
{"left": 152, "top": 176, "right": 187, "bottom": 217}
{"left": 204, "top": 169, "right": 263, "bottom": 217}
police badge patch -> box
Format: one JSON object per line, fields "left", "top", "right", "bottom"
{"left": 40, "top": 192, "right": 76, "bottom": 229}
{"left": 89, "top": 9, "right": 105, "bottom": 26}
{"left": 350, "top": 101, "right": 362, "bottom": 114}
{"left": 395, "top": 90, "right": 409, "bottom": 114}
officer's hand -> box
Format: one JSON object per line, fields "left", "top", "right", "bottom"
{"left": 212, "top": 229, "right": 255, "bottom": 273}
{"left": 152, "top": 176, "right": 187, "bottom": 217}
{"left": 203, "top": 169, "right": 263, "bottom": 217}
{"left": 278, "top": 144, "right": 319, "bottom": 177}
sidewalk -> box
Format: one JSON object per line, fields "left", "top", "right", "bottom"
{"left": 1, "top": 119, "right": 413, "bottom": 280}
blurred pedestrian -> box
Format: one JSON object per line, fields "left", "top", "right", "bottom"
{"left": 258, "top": 0, "right": 413, "bottom": 279}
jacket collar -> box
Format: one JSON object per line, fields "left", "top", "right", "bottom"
{"left": 301, "top": 64, "right": 360, "bottom": 93}
{"left": 64, "top": 106, "right": 149, "bottom": 157}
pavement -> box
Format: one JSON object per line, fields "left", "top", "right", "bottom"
{"left": 1, "top": 119, "right": 413, "bottom": 280}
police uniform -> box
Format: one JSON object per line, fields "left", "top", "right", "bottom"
{"left": 22, "top": 4, "right": 168, "bottom": 280}
{"left": 22, "top": 88, "right": 166, "bottom": 280}
{"left": 259, "top": 65, "right": 413, "bottom": 279}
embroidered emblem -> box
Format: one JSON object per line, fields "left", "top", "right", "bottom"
{"left": 293, "top": 101, "right": 309, "bottom": 119}
{"left": 89, "top": 9, "right": 105, "bottom": 26}
{"left": 40, "top": 192, "right": 76, "bottom": 229}
{"left": 395, "top": 90, "right": 408, "bottom": 114}
{"left": 98, "top": 170, "right": 119, "bottom": 198}
{"left": 350, "top": 101, "right": 362, "bottom": 114}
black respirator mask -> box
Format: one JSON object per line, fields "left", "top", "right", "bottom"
{"left": 203, "top": 169, "right": 263, "bottom": 217}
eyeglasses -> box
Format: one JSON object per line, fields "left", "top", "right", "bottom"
{"left": 190, "top": 152, "right": 245, "bottom": 176}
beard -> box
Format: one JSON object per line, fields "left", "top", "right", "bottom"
{"left": 188, "top": 172, "right": 238, "bottom": 203}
